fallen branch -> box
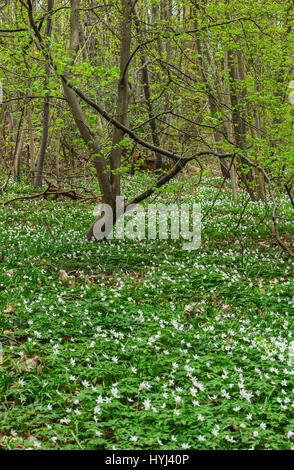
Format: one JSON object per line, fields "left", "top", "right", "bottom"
{"left": 3, "top": 183, "right": 53, "bottom": 206}
{"left": 3, "top": 179, "right": 100, "bottom": 207}
{"left": 0, "top": 334, "right": 21, "bottom": 344}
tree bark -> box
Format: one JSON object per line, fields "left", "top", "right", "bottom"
{"left": 133, "top": 11, "right": 162, "bottom": 170}
{"left": 34, "top": 0, "right": 54, "bottom": 188}
{"left": 62, "top": 0, "right": 113, "bottom": 215}
{"left": 13, "top": 112, "right": 26, "bottom": 179}
{"left": 227, "top": 49, "right": 255, "bottom": 200}
{"left": 108, "top": 0, "right": 132, "bottom": 197}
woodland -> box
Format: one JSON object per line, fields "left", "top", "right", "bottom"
{"left": 0, "top": 0, "right": 293, "bottom": 451}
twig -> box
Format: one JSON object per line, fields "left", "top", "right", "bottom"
{"left": 3, "top": 183, "right": 52, "bottom": 206}
{"left": 0, "top": 335, "right": 21, "bottom": 344}
{"left": 2, "top": 179, "right": 100, "bottom": 207}
{"left": 44, "top": 217, "right": 57, "bottom": 241}
{"left": 274, "top": 249, "right": 283, "bottom": 269}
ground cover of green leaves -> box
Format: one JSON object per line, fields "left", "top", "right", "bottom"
{"left": 0, "top": 176, "right": 293, "bottom": 450}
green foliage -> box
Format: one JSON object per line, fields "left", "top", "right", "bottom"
{"left": 0, "top": 176, "right": 293, "bottom": 450}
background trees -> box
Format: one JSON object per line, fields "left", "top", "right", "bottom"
{"left": 0, "top": 0, "right": 293, "bottom": 247}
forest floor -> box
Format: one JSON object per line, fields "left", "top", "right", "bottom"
{"left": 0, "top": 173, "right": 293, "bottom": 450}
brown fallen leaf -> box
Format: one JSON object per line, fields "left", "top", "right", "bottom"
{"left": 230, "top": 424, "right": 239, "bottom": 432}
{"left": 4, "top": 304, "right": 14, "bottom": 314}
{"left": 5, "top": 269, "right": 14, "bottom": 278}
{"left": 58, "top": 269, "right": 68, "bottom": 279}
{"left": 20, "top": 353, "right": 42, "bottom": 372}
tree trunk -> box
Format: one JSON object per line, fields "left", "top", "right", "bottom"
{"left": 108, "top": 0, "right": 132, "bottom": 197}
{"left": 134, "top": 12, "right": 162, "bottom": 170}
{"left": 13, "top": 113, "right": 26, "bottom": 180}
{"left": 227, "top": 49, "right": 255, "bottom": 200}
{"left": 34, "top": 0, "right": 54, "bottom": 188}
{"left": 27, "top": 100, "right": 35, "bottom": 177}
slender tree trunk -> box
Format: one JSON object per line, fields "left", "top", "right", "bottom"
{"left": 227, "top": 49, "right": 255, "bottom": 200}
{"left": 134, "top": 12, "right": 162, "bottom": 170}
{"left": 192, "top": 7, "right": 230, "bottom": 180}
{"left": 250, "top": 61, "right": 266, "bottom": 202}
{"left": 108, "top": 0, "right": 132, "bottom": 197}
{"left": 55, "top": 129, "right": 61, "bottom": 180}
{"left": 13, "top": 113, "right": 27, "bottom": 180}
{"left": 223, "top": 51, "right": 238, "bottom": 203}
{"left": 27, "top": 100, "right": 35, "bottom": 176}
{"left": 158, "top": 0, "right": 172, "bottom": 153}
{"left": 34, "top": 0, "right": 54, "bottom": 188}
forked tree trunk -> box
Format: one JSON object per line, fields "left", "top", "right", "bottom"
{"left": 59, "top": 0, "right": 114, "bottom": 239}
{"left": 26, "top": 0, "right": 234, "bottom": 242}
